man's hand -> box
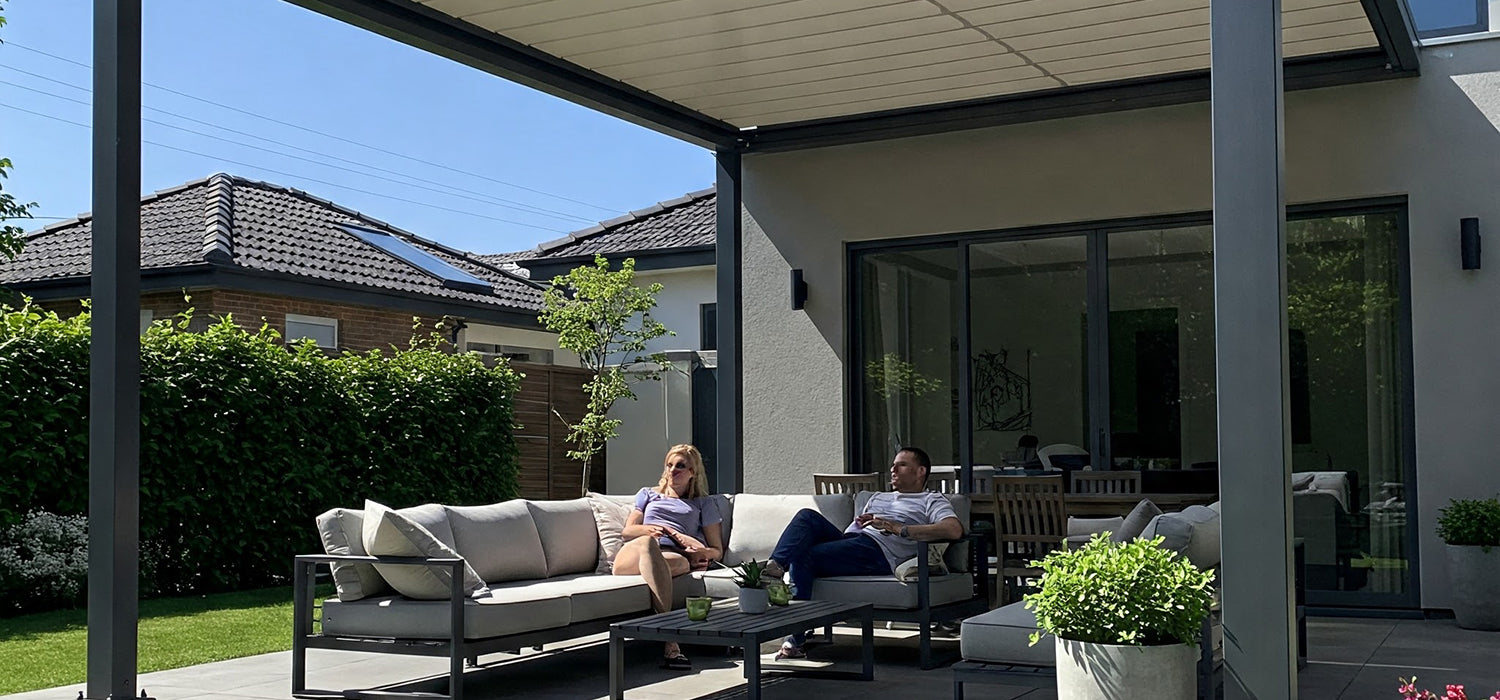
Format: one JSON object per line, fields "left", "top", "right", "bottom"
{"left": 856, "top": 513, "right": 902, "bottom": 536}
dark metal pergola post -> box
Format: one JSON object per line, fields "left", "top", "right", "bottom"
{"left": 714, "top": 147, "right": 743, "bottom": 494}
{"left": 86, "top": 0, "right": 143, "bottom": 698}
{"left": 1210, "top": 0, "right": 1298, "bottom": 696}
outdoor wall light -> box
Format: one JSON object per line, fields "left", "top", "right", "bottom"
{"left": 790, "top": 268, "right": 808, "bottom": 310}
{"left": 1461, "top": 217, "right": 1481, "bottom": 270}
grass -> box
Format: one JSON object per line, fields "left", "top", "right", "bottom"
{"left": 0, "top": 585, "right": 332, "bottom": 695}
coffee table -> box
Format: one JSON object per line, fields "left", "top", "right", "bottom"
{"left": 609, "top": 599, "right": 874, "bottom": 700}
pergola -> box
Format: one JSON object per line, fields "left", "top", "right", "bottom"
{"left": 85, "top": 1, "right": 1420, "bottom": 698}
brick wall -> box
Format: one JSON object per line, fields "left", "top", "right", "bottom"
{"left": 209, "top": 290, "right": 448, "bottom": 352}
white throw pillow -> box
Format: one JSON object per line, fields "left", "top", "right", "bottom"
{"left": 893, "top": 543, "right": 950, "bottom": 581}
{"left": 361, "top": 499, "right": 488, "bottom": 600}
{"left": 315, "top": 507, "right": 389, "bottom": 601}
{"left": 587, "top": 492, "right": 632, "bottom": 574}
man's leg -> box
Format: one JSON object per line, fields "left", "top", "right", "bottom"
{"left": 783, "top": 535, "right": 890, "bottom": 650}
{"left": 769, "top": 509, "right": 846, "bottom": 576}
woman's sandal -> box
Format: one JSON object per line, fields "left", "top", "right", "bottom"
{"left": 660, "top": 653, "right": 692, "bottom": 671}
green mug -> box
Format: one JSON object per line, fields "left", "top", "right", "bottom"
{"left": 686, "top": 596, "right": 713, "bottom": 621}
{"left": 766, "top": 582, "right": 791, "bottom": 606}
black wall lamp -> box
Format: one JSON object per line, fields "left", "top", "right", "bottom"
{"left": 1461, "top": 217, "right": 1481, "bottom": 270}
{"left": 790, "top": 268, "right": 808, "bottom": 310}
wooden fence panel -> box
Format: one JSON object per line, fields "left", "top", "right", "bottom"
{"left": 509, "top": 362, "right": 598, "bottom": 500}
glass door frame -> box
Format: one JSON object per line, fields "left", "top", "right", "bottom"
{"left": 844, "top": 197, "right": 1419, "bottom": 610}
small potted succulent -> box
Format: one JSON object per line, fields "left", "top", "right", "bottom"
{"left": 1026, "top": 534, "right": 1216, "bottom": 700}
{"left": 1436, "top": 497, "right": 1500, "bottom": 630}
{"left": 730, "top": 559, "right": 771, "bottom": 614}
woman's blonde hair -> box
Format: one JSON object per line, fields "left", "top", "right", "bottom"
{"left": 655, "top": 444, "right": 709, "bottom": 499}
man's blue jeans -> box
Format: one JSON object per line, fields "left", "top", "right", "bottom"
{"left": 769, "top": 509, "right": 891, "bottom": 646}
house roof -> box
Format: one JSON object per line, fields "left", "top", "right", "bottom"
{"left": 1, "top": 173, "right": 543, "bottom": 313}
{"left": 487, "top": 187, "right": 715, "bottom": 269}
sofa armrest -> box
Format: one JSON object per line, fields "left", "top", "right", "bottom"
{"left": 915, "top": 533, "right": 989, "bottom": 607}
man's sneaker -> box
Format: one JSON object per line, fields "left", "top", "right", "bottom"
{"left": 761, "top": 559, "right": 786, "bottom": 581}
{"left": 773, "top": 641, "right": 806, "bottom": 660}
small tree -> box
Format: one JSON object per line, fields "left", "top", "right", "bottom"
{"left": 1, "top": 5, "right": 37, "bottom": 263}
{"left": 539, "top": 255, "right": 672, "bottom": 495}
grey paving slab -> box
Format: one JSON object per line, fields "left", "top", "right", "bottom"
{"left": 5, "top": 618, "right": 1495, "bottom": 700}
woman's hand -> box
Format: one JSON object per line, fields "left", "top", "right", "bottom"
{"left": 671, "top": 532, "right": 707, "bottom": 551}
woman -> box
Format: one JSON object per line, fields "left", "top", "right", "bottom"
{"left": 613, "top": 444, "right": 723, "bottom": 670}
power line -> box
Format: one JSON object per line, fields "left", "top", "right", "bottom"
{"left": 0, "top": 100, "right": 571, "bottom": 233}
{"left": 0, "top": 65, "right": 597, "bottom": 224}
{"left": 3, "top": 41, "right": 627, "bottom": 215}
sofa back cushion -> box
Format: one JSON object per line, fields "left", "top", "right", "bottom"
{"left": 1141, "top": 504, "right": 1222, "bottom": 570}
{"left": 525, "top": 498, "right": 600, "bottom": 576}
{"left": 445, "top": 501, "right": 547, "bottom": 583}
{"left": 724, "top": 494, "right": 853, "bottom": 566}
{"left": 361, "top": 500, "right": 488, "bottom": 600}
{"left": 315, "top": 507, "right": 389, "bottom": 601}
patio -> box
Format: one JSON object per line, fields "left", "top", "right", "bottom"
{"left": 6, "top": 617, "right": 1497, "bottom": 699}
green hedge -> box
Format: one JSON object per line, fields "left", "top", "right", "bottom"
{"left": 0, "top": 302, "right": 521, "bottom": 614}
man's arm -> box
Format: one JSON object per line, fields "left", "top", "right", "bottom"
{"left": 901, "top": 516, "right": 963, "bottom": 541}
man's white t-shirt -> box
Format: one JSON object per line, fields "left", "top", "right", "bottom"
{"left": 844, "top": 491, "right": 958, "bottom": 572}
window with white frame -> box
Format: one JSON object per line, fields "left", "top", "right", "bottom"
{"left": 285, "top": 313, "right": 338, "bottom": 348}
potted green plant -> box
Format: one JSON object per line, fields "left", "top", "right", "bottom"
{"left": 730, "top": 559, "right": 771, "bottom": 614}
{"left": 1436, "top": 497, "right": 1500, "bottom": 630}
{"left": 1026, "top": 534, "right": 1216, "bottom": 700}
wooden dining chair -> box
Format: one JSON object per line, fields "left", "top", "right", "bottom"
{"left": 925, "top": 470, "right": 960, "bottom": 494}
{"left": 1071, "top": 470, "right": 1143, "bottom": 495}
{"left": 992, "top": 475, "right": 1067, "bottom": 604}
{"left": 812, "top": 472, "right": 882, "bottom": 495}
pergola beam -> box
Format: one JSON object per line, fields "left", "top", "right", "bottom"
{"left": 86, "top": 0, "right": 143, "bottom": 698}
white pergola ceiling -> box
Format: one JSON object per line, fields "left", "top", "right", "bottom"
{"left": 417, "top": 0, "right": 1379, "bottom": 128}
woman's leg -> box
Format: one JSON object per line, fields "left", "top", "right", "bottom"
{"left": 614, "top": 538, "right": 692, "bottom": 662}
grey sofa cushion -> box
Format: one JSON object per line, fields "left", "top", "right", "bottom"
{"left": 321, "top": 590, "right": 570, "bottom": 641}
{"left": 525, "top": 498, "right": 600, "bottom": 577}
{"left": 1142, "top": 504, "right": 1222, "bottom": 569}
{"left": 811, "top": 573, "right": 974, "bottom": 610}
{"left": 445, "top": 501, "right": 547, "bottom": 583}
{"left": 315, "top": 507, "right": 389, "bottom": 601}
{"left": 695, "top": 569, "right": 742, "bottom": 599}
{"left": 362, "top": 500, "right": 487, "bottom": 600}
{"left": 960, "top": 602, "right": 1052, "bottom": 666}
{"left": 1068, "top": 516, "right": 1125, "bottom": 538}
{"left": 1111, "top": 498, "right": 1163, "bottom": 543}
{"left": 724, "top": 494, "right": 854, "bottom": 566}
{"left": 486, "top": 572, "right": 650, "bottom": 623}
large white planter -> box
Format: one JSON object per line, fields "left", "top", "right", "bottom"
{"left": 1055, "top": 637, "right": 1196, "bottom": 700}
{"left": 1447, "top": 544, "right": 1500, "bottom": 630}
{"left": 737, "top": 587, "right": 770, "bottom": 614}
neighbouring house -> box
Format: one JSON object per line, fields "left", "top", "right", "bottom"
{"left": 0, "top": 173, "right": 594, "bottom": 498}
{"left": 489, "top": 187, "right": 720, "bottom": 494}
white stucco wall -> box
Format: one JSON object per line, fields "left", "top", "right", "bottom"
{"left": 738, "top": 38, "right": 1500, "bottom": 610}
{"left": 605, "top": 358, "right": 696, "bottom": 494}
{"left": 635, "top": 266, "right": 716, "bottom": 354}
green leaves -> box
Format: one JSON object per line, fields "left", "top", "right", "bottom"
{"left": 1437, "top": 497, "right": 1500, "bottom": 549}
{"left": 538, "top": 256, "right": 673, "bottom": 495}
{"left": 0, "top": 300, "right": 522, "bottom": 614}
{"left": 1025, "top": 533, "right": 1215, "bottom": 647}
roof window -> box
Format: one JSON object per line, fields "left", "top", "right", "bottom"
{"left": 343, "top": 224, "right": 493, "bottom": 295}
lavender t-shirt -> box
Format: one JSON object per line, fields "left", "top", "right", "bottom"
{"left": 634, "top": 488, "right": 722, "bottom": 549}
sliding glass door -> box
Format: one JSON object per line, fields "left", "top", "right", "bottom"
{"left": 849, "top": 203, "right": 1415, "bottom": 608}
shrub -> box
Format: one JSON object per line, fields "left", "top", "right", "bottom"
{"left": 1436, "top": 497, "right": 1500, "bottom": 550}
{"left": 1025, "top": 534, "right": 1216, "bottom": 647}
{"left": 0, "top": 301, "right": 522, "bottom": 612}
{"left": 0, "top": 511, "right": 88, "bottom": 615}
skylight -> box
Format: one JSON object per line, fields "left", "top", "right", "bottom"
{"left": 342, "top": 225, "right": 494, "bottom": 295}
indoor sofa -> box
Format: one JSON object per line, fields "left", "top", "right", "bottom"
{"left": 295, "top": 491, "right": 986, "bottom": 699}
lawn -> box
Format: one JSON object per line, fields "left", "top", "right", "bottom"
{"left": 0, "top": 585, "right": 330, "bottom": 695}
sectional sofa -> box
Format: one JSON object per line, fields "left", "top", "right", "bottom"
{"left": 295, "top": 491, "right": 987, "bottom": 699}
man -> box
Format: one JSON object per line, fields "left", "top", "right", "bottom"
{"left": 762, "top": 446, "right": 963, "bottom": 659}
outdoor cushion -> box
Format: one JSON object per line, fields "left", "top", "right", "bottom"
{"left": 586, "top": 493, "right": 632, "bottom": 574}
{"left": 1142, "top": 504, "right": 1222, "bottom": 569}
{"left": 694, "top": 568, "right": 743, "bottom": 599}
{"left": 445, "top": 501, "right": 547, "bottom": 583}
{"left": 724, "top": 494, "right": 854, "bottom": 566}
{"left": 321, "top": 589, "right": 569, "bottom": 641}
{"left": 1067, "top": 516, "right": 1124, "bottom": 537}
{"left": 486, "top": 572, "right": 651, "bottom": 624}
{"left": 525, "top": 498, "right": 600, "bottom": 577}
{"left": 315, "top": 507, "right": 389, "bottom": 601}
{"left": 1112, "top": 498, "right": 1163, "bottom": 543}
{"left": 811, "top": 573, "right": 973, "bottom": 610}
{"left": 960, "top": 602, "right": 1052, "bottom": 666}
{"left": 362, "top": 500, "right": 487, "bottom": 600}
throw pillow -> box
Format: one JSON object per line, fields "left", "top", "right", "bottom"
{"left": 1111, "top": 499, "right": 1163, "bottom": 543}
{"left": 587, "top": 492, "right": 632, "bottom": 574}
{"left": 894, "top": 543, "right": 950, "bottom": 581}
{"left": 362, "top": 499, "right": 488, "bottom": 600}
{"left": 314, "top": 507, "right": 390, "bottom": 601}
{"left": 1067, "top": 516, "right": 1125, "bottom": 538}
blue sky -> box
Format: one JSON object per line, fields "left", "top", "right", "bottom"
{"left": 0, "top": 0, "right": 712, "bottom": 255}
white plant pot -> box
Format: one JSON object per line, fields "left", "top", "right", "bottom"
{"left": 737, "top": 587, "right": 770, "bottom": 614}
{"left": 1447, "top": 544, "right": 1500, "bottom": 630}
{"left": 1055, "top": 637, "right": 1196, "bottom": 700}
